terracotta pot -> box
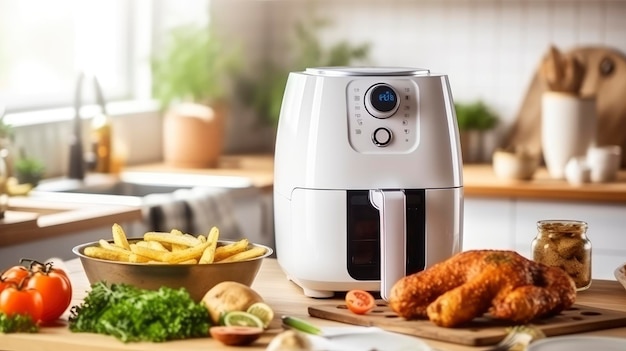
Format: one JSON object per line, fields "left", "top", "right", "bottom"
{"left": 162, "top": 102, "right": 226, "bottom": 168}
{"left": 460, "top": 130, "right": 483, "bottom": 163}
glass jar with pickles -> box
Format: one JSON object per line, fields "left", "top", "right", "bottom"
{"left": 531, "top": 220, "right": 591, "bottom": 291}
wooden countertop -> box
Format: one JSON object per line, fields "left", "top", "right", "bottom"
{"left": 1, "top": 258, "right": 625, "bottom": 351}
{"left": 0, "top": 197, "right": 142, "bottom": 247}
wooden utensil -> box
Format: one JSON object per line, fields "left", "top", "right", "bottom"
{"left": 540, "top": 45, "right": 585, "bottom": 94}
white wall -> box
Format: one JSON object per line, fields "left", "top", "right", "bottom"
{"left": 212, "top": 0, "right": 626, "bottom": 156}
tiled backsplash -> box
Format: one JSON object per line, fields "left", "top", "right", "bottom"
{"left": 214, "top": 0, "right": 626, "bottom": 154}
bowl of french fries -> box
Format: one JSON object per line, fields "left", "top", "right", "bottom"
{"left": 72, "top": 223, "right": 273, "bottom": 301}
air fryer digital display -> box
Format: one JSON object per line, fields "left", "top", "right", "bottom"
{"left": 346, "top": 189, "right": 426, "bottom": 281}
{"left": 368, "top": 84, "right": 398, "bottom": 113}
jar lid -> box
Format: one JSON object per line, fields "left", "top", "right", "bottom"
{"left": 537, "top": 220, "right": 588, "bottom": 232}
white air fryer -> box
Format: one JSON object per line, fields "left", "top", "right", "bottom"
{"left": 273, "top": 67, "right": 463, "bottom": 300}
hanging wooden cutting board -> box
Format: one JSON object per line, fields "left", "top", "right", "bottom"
{"left": 504, "top": 45, "right": 626, "bottom": 168}
{"left": 308, "top": 302, "right": 626, "bottom": 346}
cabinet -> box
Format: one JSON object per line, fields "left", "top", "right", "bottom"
{"left": 463, "top": 197, "right": 626, "bottom": 280}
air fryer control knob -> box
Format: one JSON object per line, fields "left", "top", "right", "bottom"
{"left": 372, "top": 127, "right": 392, "bottom": 146}
{"left": 364, "top": 83, "right": 400, "bottom": 119}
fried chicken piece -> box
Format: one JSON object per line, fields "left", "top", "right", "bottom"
{"left": 388, "top": 250, "right": 576, "bottom": 327}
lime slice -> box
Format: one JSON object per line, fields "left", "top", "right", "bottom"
{"left": 246, "top": 302, "right": 274, "bottom": 328}
{"left": 223, "top": 311, "right": 264, "bottom": 328}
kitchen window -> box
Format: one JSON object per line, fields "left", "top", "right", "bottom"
{"left": 0, "top": 0, "right": 139, "bottom": 113}
{"left": 0, "top": 0, "right": 209, "bottom": 120}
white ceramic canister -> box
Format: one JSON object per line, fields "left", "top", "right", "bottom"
{"left": 587, "top": 145, "right": 622, "bottom": 183}
{"left": 541, "top": 92, "right": 597, "bottom": 179}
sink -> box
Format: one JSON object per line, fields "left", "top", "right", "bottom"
{"left": 37, "top": 180, "right": 186, "bottom": 197}
{"left": 26, "top": 171, "right": 271, "bottom": 251}
{"left": 32, "top": 171, "right": 253, "bottom": 197}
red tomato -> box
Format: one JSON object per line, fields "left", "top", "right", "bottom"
{"left": 0, "top": 280, "right": 16, "bottom": 294}
{"left": 345, "top": 289, "right": 376, "bottom": 315}
{"left": 1, "top": 265, "right": 30, "bottom": 284}
{"left": 0, "top": 285, "right": 43, "bottom": 322}
{"left": 26, "top": 266, "right": 72, "bottom": 324}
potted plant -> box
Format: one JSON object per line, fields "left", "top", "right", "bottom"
{"left": 455, "top": 100, "right": 499, "bottom": 163}
{"left": 151, "top": 23, "right": 240, "bottom": 168}
{"left": 0, "top": 109, "right": 12, "bottom": 141}
{"left": 14, "top": 152, "right": 45, "bottom": 186}
{"left": 239, "top": 17, "right": 371, "bottom": 127}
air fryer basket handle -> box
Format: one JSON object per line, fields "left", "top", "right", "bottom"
{"left": 369, "top": 189, "right": 406, "bottom": 301}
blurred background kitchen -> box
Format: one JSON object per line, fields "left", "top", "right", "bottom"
{"left": 2, "top": 0, "right": 625, "bottom": 173}
{"left": 1, "top": 0, "right": 626, "bottom": 276}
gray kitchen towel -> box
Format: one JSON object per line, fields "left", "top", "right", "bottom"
{"left": 140, "top": 187, "right": 241, "bottom": 238}
{"left": 141, "top": 192, "right": 190, "bottom": 233}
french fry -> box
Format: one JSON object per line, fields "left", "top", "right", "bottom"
{"left": 130, "top": 244, "right": 170, "bottom": 262}
{"left": 164, "top": 241, "right": 211, "bottom": 264}
{"left": 213, "top": 239, "right": 250, "bottom": 262}
{"left": 183, "top": 233, "right": 199, "bottom": 242}
{"left": 178, "top": 259, "right": 198, "bottom": 264}
{"left": 147, "top": 241, "right": 169, "bottom": 252}
{"left": 135, "top": 240, "right": 150, "bottom": 248}
{"left": 217, "top": 246, "right": 267, "bottom": 263}
{"left": 129, "top": 253, "right": 152, "bottom": 263}
{"left": 86, "top": 224, "right": 265, "bottom": 265}
{"left": 112, "top": 223, "right": 131, "bottom": 250}
{"left": 199, "top": 227, "right": 220, "bottom": 264}
{"left": 170, "top": 229, "right": 188, "bottom": 251}
{"left": 85, "top": 246, "right": 131, "bottom": 262}
{"left": 99, "top": 239, "right": 130, "bottom": 253}
{"left": 144, "top": 231, "right": 201, "bottom": 247}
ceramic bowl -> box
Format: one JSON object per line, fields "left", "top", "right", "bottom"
{"left": 73, "top": 239, "right": 273, "bottom": 301}
{"left": 492, "top": 149, "right": 540, "bottom": 180}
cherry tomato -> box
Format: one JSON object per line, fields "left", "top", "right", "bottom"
{"left": 345, "top": 289, "right": 376, "bottom": 315}
{"left": 0, "top": 285, "right": 43, "bottom": 322}
{"left": 26, "top": 264, "right": 72, "bottom": 324}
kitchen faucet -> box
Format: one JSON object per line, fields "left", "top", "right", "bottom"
{"left": 67, "top": 72, "right": 109, "bottom": 180}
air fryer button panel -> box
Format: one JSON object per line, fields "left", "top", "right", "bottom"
{"left": 347, "top": 79, "right": 419, "bottom": 153}
{"left": 372, "top": 127, "right": 392, "bottom": 146}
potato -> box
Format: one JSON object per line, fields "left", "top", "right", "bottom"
{"left": 202, "top": 281, "right": 264, "bottom": 324}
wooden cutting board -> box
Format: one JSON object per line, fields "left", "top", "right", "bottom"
{"left": 309, "top": 302, "right": 626, "bottom": 346}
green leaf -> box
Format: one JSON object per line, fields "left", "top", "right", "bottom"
{"left": 151, "top": 24, "right": 241, "bottom": 110}
{"left": 455, "top": 100, "right": 499, "bottom": 131}
{"left": 0, "top": 312, "right": 39, "bottom": 333}
{"left": 68, "top": 282, "right": 211, "bottom": 343}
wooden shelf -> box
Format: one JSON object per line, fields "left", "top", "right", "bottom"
{"left": 463, "top": 164, "right": 626, "bottom": 203}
